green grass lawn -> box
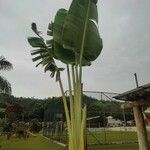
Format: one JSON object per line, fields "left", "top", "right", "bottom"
{"left": 55, "top": 131, "right": 138, "bottom": 145}
{"left": 88, "top": 143, "right": 139, "bottom": 150}
{"left": 87, "top": 131, "right": 138, "bottom": 144}
{"left": 0, "top": 134, "right": 141, "bottom": 150}
{"left": 0, "top": 135, "right": 65, "bottom": 150}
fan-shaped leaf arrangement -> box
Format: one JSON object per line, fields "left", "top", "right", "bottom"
{"left": 28, "top": 0, "right": 103, "bottom": 149}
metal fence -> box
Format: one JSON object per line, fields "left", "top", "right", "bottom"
{"left": 65, "top": 90, "right": 120, "bottom": 102}
{"left": 42, "top": 91, "right": 150, "bottom": 146}
{"left": 42, "top": 111, "right": 138, "bottom": 145}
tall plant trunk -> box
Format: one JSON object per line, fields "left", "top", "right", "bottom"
{"left": 57, "top": 1, "right": 90, "bottom": 145}
{"left": 58, "top": 65, "right": 87, "bottom": 150}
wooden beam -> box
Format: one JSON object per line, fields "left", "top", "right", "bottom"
{"left": 133, "top": 106, "right": 149, "bottom": 150}
{"left": 121, "top": 99, "right": 150, "bottom": 109}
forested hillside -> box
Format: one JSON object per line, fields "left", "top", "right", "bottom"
{"left": 0, "top": 94, "right": 133, "bottom": 123}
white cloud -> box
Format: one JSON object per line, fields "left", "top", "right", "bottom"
{"left": 0, "top": 0, "right": 150, "bottom": 98}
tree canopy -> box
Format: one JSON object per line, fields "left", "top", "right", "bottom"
{"left": 0, "top": 56, "right": 13, "bottom": 95}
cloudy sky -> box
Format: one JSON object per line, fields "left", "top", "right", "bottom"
{"left": 0, "top": 0, "right": 150, "bottom": 98}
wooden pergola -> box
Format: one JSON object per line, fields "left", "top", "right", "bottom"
{"left": 114, "top": 83, "right": 150, "bottom": 150}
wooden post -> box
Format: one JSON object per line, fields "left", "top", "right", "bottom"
{"left": 133, "top": 106, "right": 149, "bottom": 150}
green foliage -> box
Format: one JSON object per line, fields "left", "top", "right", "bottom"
{"left": 30, "top": 119, "right": 42, "bottom": 133}
{"left": 28, "top": 23, "right": 64, "bottom": 79}
{"left": 2, "top": 122, "right": 13, "bottom": 133}
{"left": 59, "top": 0, "right": 103, "bottom": 63}
{"left": 52, "top": 9, "right": 90, "bottom": 65}
{"left": 0, "top": 93, "right": 134, "bottom": 123}
{"left": 0, "top": 56, "right": 13, "bottom": 95}
{"left": 27, "top": 0, "right": 103, "bottom": 148}
{"left": 0, "top": 56, "right": 13, "bottom": 71}
{"left": 0, "top": 76, "right": 12, "bottom": 95}
{"left": 6, "top": 103, "right": 23, "bottom": 122}
{"left": 28, "top": 1, "right": 103, "bottom": 68}
{"left": 0, "top": 108, "right": 5, "bottom": 118}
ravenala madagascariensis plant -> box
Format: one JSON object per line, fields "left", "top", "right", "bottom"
{"left": 28, "top": 0, "right": 103, "bottom": 149}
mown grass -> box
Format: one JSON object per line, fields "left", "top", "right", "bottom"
{"left": 54, "top": 131, "right": 138, "bottom": 144}
{"left": 0, "top": 133, "right": 148, "bottom": 150}
{"left": 87, "top": 131, "right": 138, "bottom": 144}
{"left": 0, "top": 135, "right": 140, "bottom": 150}
{"left": 0, "top": 135, "right": 65, "bottom": 150}
{"left": 88, "top": 143, "right": 139, "bottom": 150}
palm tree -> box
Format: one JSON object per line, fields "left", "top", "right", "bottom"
{"left": 0, "top": 56, "right": 13, "bottom": 95}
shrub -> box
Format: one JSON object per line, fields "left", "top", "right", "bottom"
{"left": 30, "top": 119, "right": 42, "bottom": 133}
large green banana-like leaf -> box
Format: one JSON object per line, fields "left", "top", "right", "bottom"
{"left": 54, "top": 41, "right": 91, "bottom": 65}
{"left": 58, "top": 0, "right": 103, "bottom": 62}
{"left": 47, "top": 17, "right": 75, "bottom": 64}
{"left": 53, "top": 9, "right": 67, "bottom": 44}
{"left": 28, "top": 24, "right": 64, "bottom": 78}
{"left": 46, "top": 10, "right": 90, "bottom": 66}
{"left": 28, "top": 37, "right": 55, "bottom": 76}
{"left": 28, "top": 37, "right": 47, "bottom": 48}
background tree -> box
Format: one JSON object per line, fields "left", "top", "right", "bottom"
{"left": 0, "top": 56, "right": 13, "bottom": 95}
{"left": 5, "top": 103, "right": 23, "bottom": 123}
